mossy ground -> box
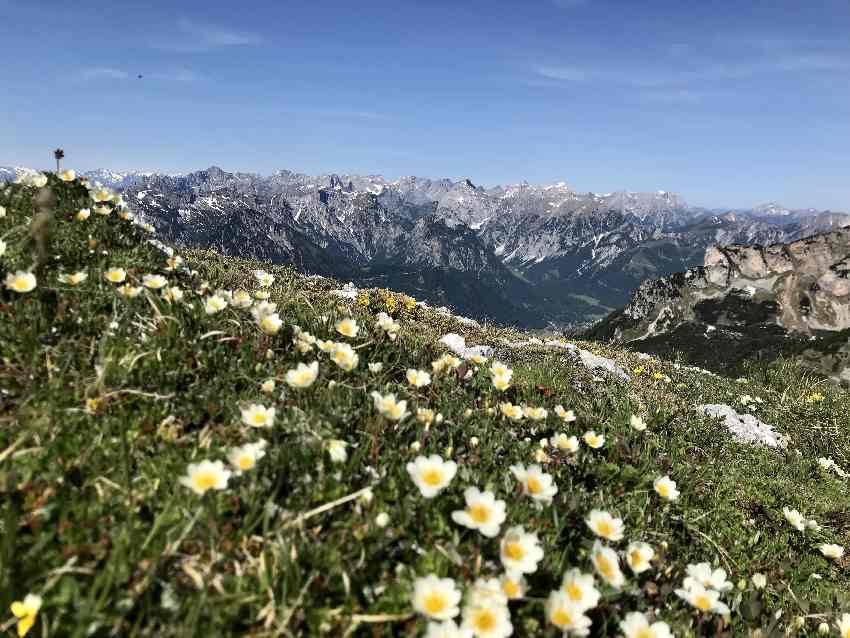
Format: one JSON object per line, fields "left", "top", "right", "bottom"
{"left": 1, "top": 176, "right": 848, "bottom": 637}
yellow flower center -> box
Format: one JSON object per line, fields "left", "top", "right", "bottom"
{"left": 423, "top": 592, "right": 446, "bottom": 616}
{"left": 252, "top": 413, "right": 267, "bottom": 426}
{"left": 472, "top": 609, "right": 497, "bottom": 632}
{"left": 565, "top": 583, "right": 583, "bottom": 601}
{"left": 629, "top": 550, "right": 643, "bottom": 567}
{"left": 595, "top": 555, "right": 614, "bottom": 579}
{"left": 504, "top": 541, "right": 525, "bottom": 561}
{"left": 596, "top": 520, "right": 614, "bottom": 537}
{"left": 551, "top": 606, "right": 574, "bottom": 627}
{"left": 469, "top": 504, "right": 491, "bottom": 524}
{"left": 238, "top": 456, "right": 254, "bottom": 471}
{"left": 502, "top": 580, "right": 520, "bottom": 598}
{"left": 12, "top": 278, "right": 28, "bottom": 290}
{"left": 637, "top": 629, "right": 654, "bottom": 638}
{"left": 694, "top": 594, "right": 712, "bottom": 611}
{"left": 192, "top": 472, "right": 217, "bottom": 492}
{"left": 421, "top": 468, "right": 444, "bottom": 487}
{"left": 527, "top": 476, "right": 543, "bottom": 494}
{"left": 656, "top": 483, "right": 670, "bottom": 497}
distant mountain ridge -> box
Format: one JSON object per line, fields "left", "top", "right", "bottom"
{"left": 3, "top": 164, "right": 848, "bottom": 327}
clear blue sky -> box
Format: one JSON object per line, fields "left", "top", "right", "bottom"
{"left": 2, "top": 0, "right": 849, "bottom": 210}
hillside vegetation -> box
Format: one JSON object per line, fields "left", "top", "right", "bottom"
{"left": 1, "top": 174, "right": 849, "bottom": 637}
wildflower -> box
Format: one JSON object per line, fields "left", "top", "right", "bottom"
{"left": 230, "top": 289, "right": 253, "bottom": 308}
{"left": 162, "top": 286, "right": 183, "bottom": 303}
{"left": 433, "top": 353, "right": 462, "bottom": 374}
{"left": 375, "top": 311, "right": 400, "bottom": 335}
{"left": 368, "top": 362, "right": 383, "bottom": 373}
{"left": 549, "top": 434, "right": 578, "bottom": 454}
{"left": 451, "top": 487, "right": 507, "bottom": 538}
{"left": 819, "top": 544, "right": 845, "bottom": 560}
{"left": 591, "top": 541, "right": 625, "bottom": 588}
{"left": 500, "top": 526, "right": 544, "bottom": 574}
{"left": 258, "top": 312, "right": 283, "bottom": 335}
{"left": 675, "top": 582, "right": 730, "bottom": 615}
{"left": 751, "top": 573, "right": 767, "bottom": 589}
{"left": 510, "top": 464, "right": 557, "bottom": 504}
{"left": 469, "top": 436, "right": 480, "bottom": 447}
{"left": 500, "top": 573, "right": 526, "bottom": 600}
{"left": 59, "top": 169, "right": 76, "bottom": 181}
{"left": 424, "top": 620, "right": 473, "bottom": 638}
{"left": 254, "top": 270, "right": 275, "bottom": 287}
{"left": 94, "top": 204, "right": 111, "bottom": 216}
{"left": 491, "top": 373, "right": 511, "bottom": 391}
{"left": 560, "top": 569, "right": 600, "bottom": 611}
{"left": 837, "top": 614, "right": 850, "bottom": 638}
{"left": 0, "top": 239, "right": 5, "bottom": 257}
{"left": 261, "top": 379, "right": 276, "bottom": 394}
{"left": 371, "top": 391, "right": 408, "bottom": 421}
{"left": 407, "top": 368, "right": 432, "bottom": 388}
{"left": 626, "top": 542, "right": 655, "bottom": 574}
{"left": 783, "top": 507, "right": 807, "bottom": 532}
{"left": 619, "top": 612, "right": 673, "bottom": 638}
{"left": 467, "top": 577, "right": 508, "bottom": 608}
{"left": 461, "top": 598, "right": 513, "bottom": 638}
{"left": 583, "top": 431, "right": 605, "bottom": 449}
{"left": 469, "top": 354, "right": 488, "bottom": 365}
{"left": 285, "top": 361, "right": 319, "bottom": 388}
{"left": 653, "top": 475, "right": 680, "bottom": 501}
{"left": 251, "top": 300, "right": 277, "bottom": 320}
{"left": 254, "top": 289, "right": 270, "bottom": 300}
{"left": 407, "top": 455, "right": 457, "bottom": 498}
{"left": 117, "top": 284, "right": 142, "bottom": 298}
{"left": 5, "top": 271, "right": 37, "bottom": 293}
{"left": 683, "top": 563, "right": 733, "bottom": 592}
{"left": 227, "top": 441, "right": 267, "bottom": 473}
{"left": 104, "top": 267, "right": 127, "bottom": 283}
{"left": 586, "top": 510, "right": 624, "bottom": 542}
{"left": 326, "top": 439, "right": 348, "bottom": 463}
{"left": 241, "top": 404, "right": 276, "bottom": 428}
{"left": 412, "top": 575, "right": 462, "bottom": 620}
{"left": 165, "top": 255, "right": 184, "bottom": 271}
{"left": 335, "top": 318, "right": 359, "bottom": 338}
{"left": 499, "top": 402, "right": 523, "bottom": 420}
{"left": 554, "top": 405, "right": 577, "bottom": 422}
{"left": 76, "top": 208, "right": 91, "bottom": 221}
{"left": 10, "top": 593, "right": 42, "bottom": 637}
{"left": 804, "top": 392, "right": 824, "bottom": 403}
{"left": 375, "top": 512, "right": 390, "bottom": 528}
{"left": 630, "top": 414, "right": 647, "bottom": 431}
{"left": 818, "top": 622, "right": 830, "bottom": 636}
{"left": 59, "top": 271, "right": 88, "bottom": 286}
{"left": 524, "top": 406, "right": 548, "bottom": 421}
{"left": 0, "top": 205, "right": 5, "bottom": 217}
{"left": 205, "top": 294, "right": 228, "bottom": 314}
{"left": 91, "top": 187, "right": 114, "bottom": 202}
{"left": 142, "top": 274, "right": 168, "bottom": 289}
{"left": 179, "top": 460, "right": 231, "bottom": 495}
{"left": 330, "top": 342, "right": 359, "bottom": 371}
{"left": 417, "top": 408, "right": 442, "bottom": 427}
{"left": 545, "top": 591, "right": 592, "bottom": 636}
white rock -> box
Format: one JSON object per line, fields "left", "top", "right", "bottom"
{"left": 697, "top": 404, "right": 784, "bottom": 447}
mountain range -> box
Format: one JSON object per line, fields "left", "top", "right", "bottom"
{"left": 3, "top": 165, "right": 848, "bottom": 328}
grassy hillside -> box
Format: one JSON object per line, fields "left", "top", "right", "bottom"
{"left": 1, "top": 174, "right": 849, "bottom": 637}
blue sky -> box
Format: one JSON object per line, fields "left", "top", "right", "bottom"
{"left": 2, "top": 0, "right": 849, "bottom": 210}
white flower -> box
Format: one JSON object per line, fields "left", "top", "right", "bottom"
{"left": 545, "top": 591, "right": 592, "bottom": 636}
{"left": 461, "top": 598, "right": 512, "bottom": 638}
{"left": 326, "top": 439, "right": 348, "bottom": 463}
{"left": 335, "top": 318, "right": 359, "bottom": 338}
{"left": 489, "top": 361, "right": 512, "bottom": 377}
{"left": 179, "top": 460, "right": 231, "bottom": 495}
{"left": 368, "top": 362, "right": 383, "bottom": 373}
{"left": 524, "top": 406, "right": 548, "bottom": 421}
{"left": 583, "top": 431, "right": 605, "bottom": 449}
{"left": 142, "top": 274, "right": 168, "bottom": 290}
{"left": 58, "top": 271, "right": 88, "bottom": 286}
{"left": 76, "top": 208, "right": 91, "bottom": 221}
{"left": 683, "top": 563, "right": 733, "bottom": 592}
{"left": 406, "top": 368, "right": 432, "bottom": 388}
{"left": 330, "top": 342, "right": 359, "bottom": 371}
{"left": 675, "top": 582, "right": 730, "bottom": 615}
{"left": 375, "top": 312, "right": 400, "bottom": 335}
{"left": 285, "top": 361, "right": 319, "bottom": 388}
{"left": 819, "top": 544, "right": 845, "bottom": 560}
{"left": 424, "top": 620, "right": 474, "bottom": 638}
{"left": 499, "top": 573, "right": 526, "bottom": 600}
{"left": 510, "top": 464, "right": 557, "bottom": 504}
{"left": 0, "top": 205, "right": 5, "bottom": 218}
{"left": 58, "top": 169, "right": 76, "bottom": 181}
{"left": 241, "top": 403, "right": 276, "bottom": 428}
{"left": 371, "top": 391, "right": 408, "bottom": 421}
{"left": 227, "top": 441, "right": 267, "bottom": 473}
{"left": 837, "top": 613, "right": 850, "bottom": 638}
{"left": 619, "top": 611, "right": 672, "bottom": 638}
{"left": 591, "top": 541, "right": 625, "bottom": 589}
{"left": 630, "top": 414, "right": 647, "bottom": 431}
{"left": 451, "top": 487, "right": 507, "bottom": 538}
{"left": 499, "top": 526, "right": 544, "bottom": 574}
{"left": 406, "top": 455, "right": 457, "bottom": 498}
{"left": 653, "top": 476, "right": 680, "bottom": 501}
{"left": 91, "top": 187, "right": 114, "bottom": 202}
{"left": 258, "top": 313, "right": 283, "bottom": 335}
{"left": 204, "top": 294, "right": 228, "bottom": 314}
{"left": 231, "top": 289, "right": 253, "bottom": 308}
{"left": 560, "top": 569, "right": 600, "bottom": 612}
{"left": 554, "top": 405, "right": 577, "bottom": 422}
{"left": 162, "top": 286, "right": 183, "bottom": 303}
{"left": 751, "top": 573, "right": 767, "bottom": 589}
{"left": 586, "top": 510, "right": 625, "bottom": 542}
{"left": 783, "top": 507, "right": 807, "bottom": 532}
{"left": 5, "top": 271, "right": 37, "bottom": 293}
{"left": 104, "top": 267, "right": 127, "bottom": 283}
{"left": 254, "top": 270, "right": 275, "bottom": 287}
{"left": 550, "top": 433, "right": 580, "bottom": 453}
{"left": 499, "top": 402, "right": 523, "bottom": 420}
{"left": 375, "top": 512, "right": 390, "bottom": 528}
{"left": 626, "top": 542, "right": 655, "bottom": 574}
{"left": 0, "top": 239, "right": 6, "bottom": 257}
{"left": 467, "top": 577, "right": 508, "bottom": 608}
{"left": 117, "top": 284, "right": 142, "bottom": 298}
{"left": 412, "top": 575, "right": 462, "bottom": 620}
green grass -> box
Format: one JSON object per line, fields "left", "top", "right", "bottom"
{"left": 1, "top": 175, "right": 849, "bottom": 637}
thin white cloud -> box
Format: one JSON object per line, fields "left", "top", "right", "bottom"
{"left": 150, "top": 18, "right": 264, "bottom": 53}
{"left": 72, "top": 66, "right": 202, "bottom": 83}
{"left": 74, "top": 67, "right": 129, "bottom": 81}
